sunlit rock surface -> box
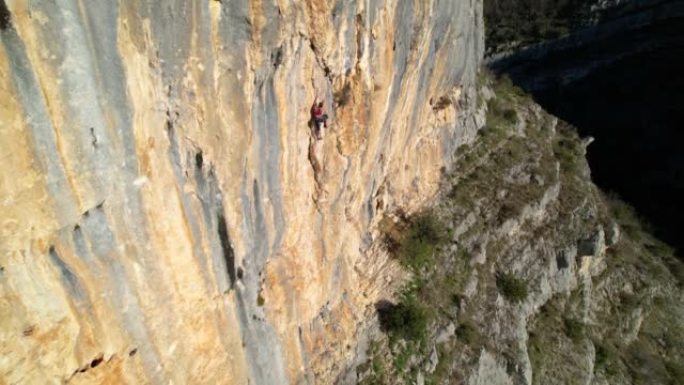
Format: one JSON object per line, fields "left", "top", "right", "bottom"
{"left": 0, "top": 1, "right": 483, "bottom": 383}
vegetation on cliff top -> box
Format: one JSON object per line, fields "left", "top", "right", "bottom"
{"left": 496, "top": 272, "right": 529, "bottom": 303}
{"left": 484, "top": 0, "right": 593, "bottom": 52}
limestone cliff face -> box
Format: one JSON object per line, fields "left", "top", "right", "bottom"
{"left": 0, "top": 1, "right": 483, "bottom": 384}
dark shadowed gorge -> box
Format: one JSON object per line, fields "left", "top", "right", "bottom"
{"left": 490, "top": 0, "right": 684, "bottom": 255}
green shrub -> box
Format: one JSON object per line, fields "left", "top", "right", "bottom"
{"left": 594, "top": 342, "right": 619, "bottom": 376}
{"left": 502, "top": 108, "right": 518, "bottom": 125}
{"left": 427, "top": 345, "right": 456, "bottom": 384}
{"left": 595, "top": 344, "right": 609, "bottom": 366}
{"left": 606, "top": 192, "right": 636, "bottom": 220}
{"left": 665, "top": 360, "right": 684, "bottom": 385}
{"left": 563, "top": 318, "right": 584, "bottom": 343}
{"left": 496, "top": 273, "right": 528, "bottom": 303}
{"left": 359, "top": 342, "right": 387, "bottom": 385}
{"left": 398, "top": 213, "right": 445, "bottom": 272}
{"left": 493, "top": 75, "right": 520, "bottom": 96}
{"left": 625, "top": 338, "right": 670, "bottom": 385}
{"left": 400, "top": 239, "right": 434, "bottom": 271}
{"left": 528, "top": 332, "right": 546, "bottom": 373}
{"left": 411, "top": 214, "right": 443, "bottom": 244}
{"left": 394, "top": 347, "right": 412, "bottom": 371}
{"left": 456, "top": 319, "right": 481, "bottom": 346}
{"left": 619, "top": 292, "right": 640, "bottom": 312}
{"left": 553, "top": 129, "right": 583, "bottom": 173}
{"left": 482, "top": 77, "right": 525, "bottom": 134}
{"left": 371, "top": 355, "right": 385, "bottom": 377}
{"left": 379, "top": 299, "right": 429, "bottom": 342}
{"left": 485, "top": 100, "right": 510, "bottom": 132}
{"left": 257, "top": 294, "right": 265, "bottom": 306}
{"left": 645, "top": 241, "right": 675, "bottom": 258}
{"left": 667, "top": 259, "right": 684, "bottom": 288}
{"left": 497, "top": 202, "right": 521, "bottom": 224}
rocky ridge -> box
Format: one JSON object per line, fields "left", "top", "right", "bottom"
{"left": 354, "top": 75, "right": 684, "bottom": 385}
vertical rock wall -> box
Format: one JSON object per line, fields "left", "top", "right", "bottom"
{"left": 0, "top": 1, "right": 483, "bottom": 384}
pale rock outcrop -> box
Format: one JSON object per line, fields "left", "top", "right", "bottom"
{"left": 605, "top": 222, "right": 620, "bottom": 246}
{"left": 0, "top": 0, "right": 483, "bottom": 384}
{"left": 468, "top": 351, "right": 513, "bottom": 385}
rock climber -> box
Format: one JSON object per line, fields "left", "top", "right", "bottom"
{"left": 311, "top": 100, "right": 328, "bottom": 140}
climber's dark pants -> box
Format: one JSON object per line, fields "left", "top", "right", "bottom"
{"left": 313, "top": 114, "right": 328, "bottom": 138}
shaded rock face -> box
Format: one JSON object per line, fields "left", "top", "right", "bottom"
{"left": 0, "top": 1, "right": 483, "bottom": 384}
{"left": 488, "top": 0, "right": 684, "bottom": 255}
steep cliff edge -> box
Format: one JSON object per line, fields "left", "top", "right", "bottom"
{"left": 0, "top": 1, "right": 483, "bottom": 384}
{"left": 354, "top": 75, "right": 684, "bottom": 385}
